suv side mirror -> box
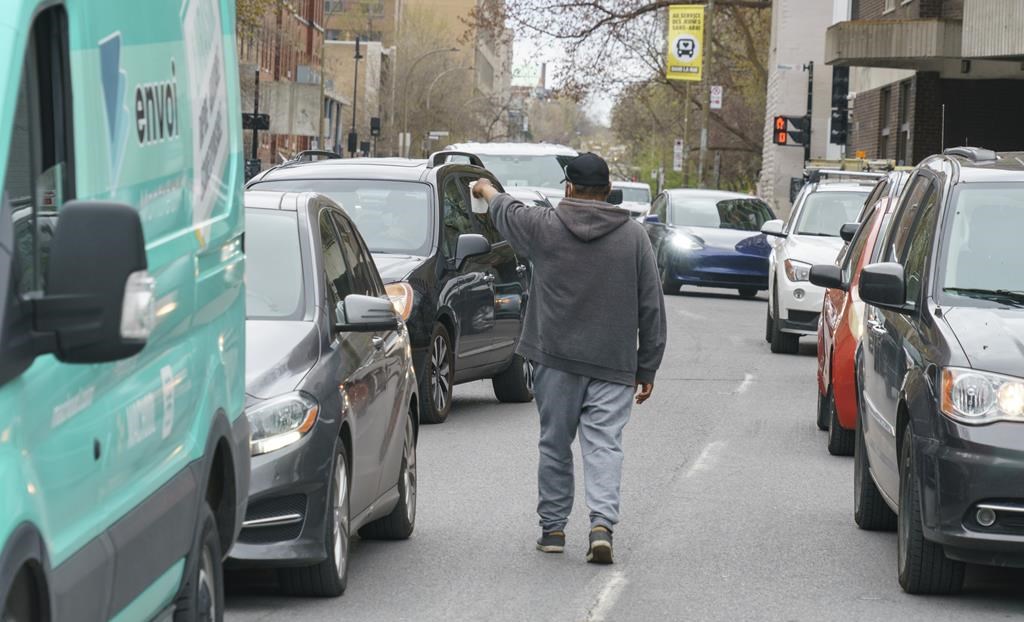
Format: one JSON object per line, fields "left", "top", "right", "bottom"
{"left": 454, "top": 233, "right": 490, "bottom": 270}
{"left": 32, "top": 201, "right": 153, "bottom": 363}
{"left": 839, "top": 222, "right": 859, "bottom": 243}
{"left": 336, "top": 294, "right": 399, "bottom": 332}
{"left": 607, "top": 189, "right": 623, "bottom": 205}
{"left": 809, "top": 264, "right": 846, "bottom": 292}
{"left": 859, "top": 263, "right": 912, "bottom": 313}
{"left": 761, "top": 219, "right": 786, "bottom": 237}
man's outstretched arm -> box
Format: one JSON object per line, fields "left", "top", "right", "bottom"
{"left": 472, "top": 178, "right": 540, "bottom": 257}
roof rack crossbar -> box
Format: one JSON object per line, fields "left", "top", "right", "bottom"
{"left": 291, "top": 150, "right": 343, "bottom": 163}
{"left": 942, "top": 146, "right": 997, "bottom": 162}
{"left": 427, "top": 150, "right": 483, "bottom": 169}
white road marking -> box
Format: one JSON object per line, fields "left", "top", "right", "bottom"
{"left": 734, "top": 373, "right": 755, "bottom": 394}
{"left": 675, "top": 308, "right": 705, "bottom": 320}
{"left": 585, "top": 571, "right": 628, "bottom": 622}
{"left": 685, "top": 441, "right": 725, "bottom": 478}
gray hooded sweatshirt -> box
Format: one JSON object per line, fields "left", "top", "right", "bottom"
{"left": 488, "top": 193, "right": 667, "bottom": 386}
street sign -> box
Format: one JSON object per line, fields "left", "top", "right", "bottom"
{"left": 666, "top": 5, "right": 704, "bottom": 82}
{"left": 710, "top": 85, "right": 723, "bottom": 110}
{"left": 673, "top": 139, "right": 684, "bottom": 172}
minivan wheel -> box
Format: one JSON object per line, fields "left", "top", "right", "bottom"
{"left": 897, "top": 425, "right": 965, "bottom": 594}
{"left": 492, "top": 354, "right": 534, "bottom": 403}
{"left": 827, "top": 391, "right": 855, "bottom": 456}
{"left": 174, "top": 503, "right": 223, "bottom": 621}
{"left": 279, "top": 444, "right": 350, "bottom": 597}
{"left": 853, "top": 418, "right": 896, "bottom": 531}
{"left": 359, "top": 413, "right": 417, "bottom": 540}
{"left": 769, "top": 285, "right": 800, "bottom": 354}
{"left": 419, "top": 323, "right": 453, "bottom": 424}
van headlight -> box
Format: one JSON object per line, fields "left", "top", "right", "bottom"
{"left": 941, "top": 367, "right": 1024, "bottom": 424}
{"left": 247, "top": 392, "right": 319, "bottom": 455}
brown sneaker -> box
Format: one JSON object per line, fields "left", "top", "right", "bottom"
{"left": 586, "top": 526, "right": 613, "bottom": 564}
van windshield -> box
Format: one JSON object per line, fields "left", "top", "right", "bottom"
{"left": 255, "top": 180, "right": 433, "bottom": 255}
{"left": 245, "top": 209, "right": 305, "bottom": 320}
{"left": 475, "top": 154, "right": 572, "bottom": 189}
{"left": 943, "top": 185, "right": 1024, "bottom": 300}
{"left": 794, "top": 190, "right": 869, "bottom": 236}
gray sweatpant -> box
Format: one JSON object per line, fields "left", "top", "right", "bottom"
{"left": 533, "top": 363, "right": 633, "bottom": 533}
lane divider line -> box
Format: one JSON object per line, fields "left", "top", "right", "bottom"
{"left": 685, "top": 441, "right": 725, "bottom": 478}
{"left": 584, "top": 571, "right": 628, "bottom": 622}
{"left": 734, "top": 373, "right": 755, "bottom": 394}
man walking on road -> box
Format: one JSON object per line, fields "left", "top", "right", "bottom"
{"left": 472, "top": 153, "right": 667, "bottom": 564}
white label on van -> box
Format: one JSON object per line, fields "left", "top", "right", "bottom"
{"left": 126, "top": 393, "right": 157, "bottom": 448}
{"left": 52, "top": 387, "right": 95, "bottom": 428}
{"left": 160, "top": 365, "right": 176, "bottom": 438}
{"left": 182, "top": 0, "right": 228, "bottom": 231}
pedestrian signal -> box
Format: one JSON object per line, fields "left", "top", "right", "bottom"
{"left": 773, "top": 115, "right": 810, "bottom": 147}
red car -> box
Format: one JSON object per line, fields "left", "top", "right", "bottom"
{"left": 810, "top": 172, "right": 908, "bottom": 455}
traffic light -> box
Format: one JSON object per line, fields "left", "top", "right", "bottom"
{"left": 773, "top": 116, "right": 810, "bottom": 147}
{"left": 830, "top": 66, "right": 850, "bottom": 145}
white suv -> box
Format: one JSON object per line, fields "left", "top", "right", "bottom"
{"left": 762, "top": 180, "right": 874, "bottom": 353}
{"left": 446, "top": 142, "right": 577, "bottom": 206}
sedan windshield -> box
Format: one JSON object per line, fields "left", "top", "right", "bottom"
{"left": 943, "top": 185, "right": 1024, "bottom": 298}
{"left": 254, "top": 180, "right": 433, "bottom": 255}
{"left": 475, "top": 154, "right": 572, "bottom": 189}
{"left": 245, "top": 209, "right": 304, "bottom": 320}
{"left": 619, "top": 187, "right": 651, "bottom": 204}
{"left": 794, "top": 190, "right": 869, "bottom": 236}
{"left": 669, "top": 196, "right": 774, "bottom": 231}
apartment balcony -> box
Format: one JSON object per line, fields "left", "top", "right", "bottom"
{"left": 826, "top": 18, "right": 962, "bottom": 69}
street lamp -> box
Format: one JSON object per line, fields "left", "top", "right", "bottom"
{"left": 401, "top": 47, "right": 459, "bottom": 157}
{"left": 426, "top": 66, "right": 473, "bottom": 111}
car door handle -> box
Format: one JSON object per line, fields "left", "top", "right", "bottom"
{"left": 372, "top": 336, "right": 385, "bottom": 351}
{"left": 482, "top": 274, "right": 495, "bottom": 283}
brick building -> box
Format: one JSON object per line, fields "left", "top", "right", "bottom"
{"left": 827, "top": 0, "right": 1024, "bottom": 165}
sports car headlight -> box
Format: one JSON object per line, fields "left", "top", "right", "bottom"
{"left": 671, "top": 233, "right": 703, "bottom": 251}
{"left": 784, "top": 258, "right": 811, "bottom": 282}
{"left": 941, "top": 367, "right": 1024, "bottom": 425}
{"left": 247, "top": 392, "right": 319, "bottom": 455}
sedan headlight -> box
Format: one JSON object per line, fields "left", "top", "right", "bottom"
{"left": 941, "top": 367, "right": 1024, "bottom": 424}
{"left": 784, "top": 258, "right": 811, "bottom": 282}
{"left": 385, "top": 282, "right": 414, "bottom": 321}
{"left": 248, "top": 392, "right": 319, "bottom": 456}
{"left": 671, "top": 233, "right": 703, "bottom": 251}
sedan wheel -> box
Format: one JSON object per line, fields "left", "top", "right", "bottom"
{"left": 359, "top": 412, "right": 417, "bottom": 540}
{"left": 402, "top": 416, "right": 417, "bottom": 526}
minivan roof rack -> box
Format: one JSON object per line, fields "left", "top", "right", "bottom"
{"left": 943, "top": 146, "right": 997, "bottom": 162}
{"left": 427, "top": 150, "right": 484, "bottom": 169}
{"left": 805, "top": 169, "right": 885, "bottom": 184}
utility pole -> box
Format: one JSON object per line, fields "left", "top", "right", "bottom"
{"left": 697, "top": 0, "right": 715, "bottom": 188}
{"left": 804, "top": 60, "right": 814, "bottom": 164}
{"left": 349, "top": 36, "right": 363, "bottom": 157}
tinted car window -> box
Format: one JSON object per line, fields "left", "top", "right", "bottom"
{"left": 669, "top": 196, "right": 773, "bottom": 231}
{"left": 885, "top": 175, "right": 932, "bottom": 261}
{"left": 901, "top": 186, "right": 940, "bottom": 306}
{"left": 441, "top": 175, "right": 473, "bottom": 257}
{"left": 332, "top": 213, "right": 377, "bottom": 297}
{"left": 254, "top": 179, "right": 432, "bottom": 255}
{"left": 245, "top": 209, "right": 304, "bottom": 319}
{"left": 321, "top": 211, "right": 355, "bottom": 308}
{"left": 943, "top": 185, "right": 1024, "bottom": 295}
{"left": 793, "top": 190, "right": 869, "bottom": 236}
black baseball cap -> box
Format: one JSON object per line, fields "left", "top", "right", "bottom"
{"left": 562, "top": 152, "right": 610, "bottom": 187}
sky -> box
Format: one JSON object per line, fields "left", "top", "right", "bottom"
{"left": 512, "top": 38, "right": 614, "bottom": 127}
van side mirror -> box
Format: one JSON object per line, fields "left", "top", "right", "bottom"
{"left": 761, "top": 219, "right": 786, "bottom": 237}
{"left": 839, "top": 222, "right": 859, "bottom": 243}
{"left": 809, "top": 264, "right": 846, "bottom": 292}
{"left": 859, "top": 263, "right": 912, "bottom": 314}
{"left": 607, "top": 189, "right": 623, "bottom": 205}
{"left": 336, "top": 294, "right": 399, "bottom": 332}
{"left": 32, "top": 202, "right": 153, "bottom": 363}
{"left": 454, "top": 233, "right": 490, "bottom": 270}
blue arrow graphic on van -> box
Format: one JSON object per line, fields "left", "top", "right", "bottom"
{"left": 99, "top": 33, "right": 127, "bottom": 178}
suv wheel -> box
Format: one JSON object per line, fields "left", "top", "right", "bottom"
{"left": 419, "top": 323, "right": 453, "bottom": 424}
{"left": 769, "top": 285, "right": 800, "bottom": 354}
{"left": 897, "top": 425, "right": 965, "bottom": 594}
{"left": 492, "top": 354, "right": 534, "bottom": 403}
{"left": 853, "top": 418, "right": 896, "bottom": 531}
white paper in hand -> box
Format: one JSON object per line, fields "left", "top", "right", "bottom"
{"left": 468, "top": 181, "right": 489, "bottom": 214}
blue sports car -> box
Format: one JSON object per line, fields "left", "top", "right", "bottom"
{"left": 645, "top": 189, "right": 776, "bottom": 298}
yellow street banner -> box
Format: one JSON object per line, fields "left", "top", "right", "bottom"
{"left": 666, "top": 4, "right": 705, "bottom": 82}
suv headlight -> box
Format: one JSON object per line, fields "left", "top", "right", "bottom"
{"left": 784, "top": 258, "right": 811, "bottom": 282}
{"left": 941, "top": 367, "right": 1024, "bottom": 424}
{"left": 385, "top": 282, "right": 414, "bottom": 321}
{"left": 671, "top": 232, "right": 703, "bottom": 251}
{"left": 248, "top": 392, "right": 319, "bottom": 455}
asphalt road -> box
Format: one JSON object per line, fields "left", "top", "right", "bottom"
{"left": 225, "top": 289, "right": 1024, "bottom": 621}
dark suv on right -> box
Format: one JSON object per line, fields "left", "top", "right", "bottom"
{"left": 852, "top": 147, "right": 1024, "bottom": 594}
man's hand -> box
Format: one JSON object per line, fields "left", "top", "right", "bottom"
{"left": 635, "top": 382, "right": 654, "bottom": 405}
{"left": 472, "top": 178, "right": 499, "bottom": 202}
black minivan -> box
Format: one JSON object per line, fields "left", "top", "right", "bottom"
{"left": 248, "top": 151, "right": 533, "bottom": 424}
{"left": 847, "top": 147, "right": 1024, "bottom": 594}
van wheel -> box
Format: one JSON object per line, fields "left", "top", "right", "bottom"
{"left": 769, "top": 286, "right": 799, "bottom": 354}
{"left": 175, "top": 504, "right": 223, "bottom": 622}
{"left": 419, "top": 323, "right": 453, "bottom": 424}
{"left": 3, "top": 568, "right": 44, "bottom": 622}
{"left": 853, "top": 418, "right": 896, "bottom": 531}
{"left": 360, "top": 414, "right": 417, "bottom": 540}
{"left": 827, "top": 391, "right": 855, "bottom": 456}
{"left": 897, "top": 425, "right": 965, "bottom": 594}
{"left": 492, "top": 355, "right": 534, "bottom": 403}
{"left": 279, "top": 444, "right": 350, "bottom": 597}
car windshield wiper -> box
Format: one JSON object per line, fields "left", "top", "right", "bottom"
{"left": 944, "top": 287, "right": 1024, "bottom": 306}
{"left": 796, "top": 232, "right": 836, "bottom": 237}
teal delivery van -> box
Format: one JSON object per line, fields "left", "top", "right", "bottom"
{"left": 0, "top": 1, "right": 249, "bottom": 620}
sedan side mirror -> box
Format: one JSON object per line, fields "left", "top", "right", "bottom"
{"left": 336, "top": 294, "right": 399, "bottom": 332}
{"left": 859, "top": 263, "right": 912, "bottom": 314}
{"left": 607, "top": 189, "right": 623, "bottom": 205}
{"left": 454, "top": 233, "right": 490, "bottom": 270}
{"left": 760, "top": 219, "right": 786, "bottom": 237}
{"left": 839, "top": 222, "right": 859, "bottom": 243}
{"left": 809, "top": 264, "right": 846, "bottom": 292}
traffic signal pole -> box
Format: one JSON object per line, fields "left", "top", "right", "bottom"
{"left": 804, "top": 60, "right": 814, "bottom": 164}
{"left": 697, "top": 0, "right": 715, "bottom": 188}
